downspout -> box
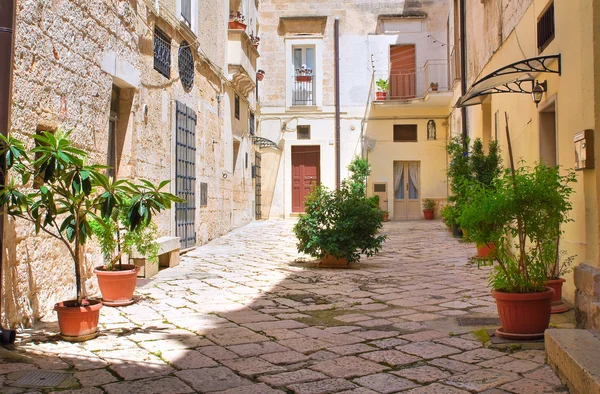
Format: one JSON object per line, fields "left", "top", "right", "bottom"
{"left": 0, "top": 0, "right": 17, "bottom": 346}
{"left": 459, "top": 0, "right": 468, "bottom": 150}
{"left": 334, "top": 17, "right": 341, "bottom": 190}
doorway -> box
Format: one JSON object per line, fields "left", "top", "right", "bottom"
{"left": 390, "top": 44, "right": 416, "bottom": 99}
{"left": 539, "top": 99, "right": 557, "bottom": 166}
{"left": 393, "top": 161, "right": 420, "bottom": 220}
{"left": 292, "top": 145, "right": 320, "bottom": 212}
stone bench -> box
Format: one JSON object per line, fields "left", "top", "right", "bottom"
{"left": 132, "top": 236, "right": 181, "bottom": 278}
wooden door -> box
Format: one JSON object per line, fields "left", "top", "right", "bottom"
{"left": 292, "top": 146, "right": 320, "bottom": 212}
{"left": 393, "top": 161, "right": 420, "bottom": 220}
{"left": 390, "top": 45, "right": 416, "bottom": 99}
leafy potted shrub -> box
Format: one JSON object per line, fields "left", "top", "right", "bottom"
{"left": 422, "top": 198, "right": 435, "bottom": 220}
{"left": 0, "top": 130, "right": 180, "bottom": 341}
{"left": 228, "top": 11, "right": 246, "bottom": 30}
{"left": 463, "top": 163, "right": 576, "bottom": 339}
{"left": 446, "top": 136, "right": 472, "bottom": 237}
{"left": 430, "top": 82, "right": 439, "bottom": 91}
{"left": 294, "top": 158, "right": 386, "bottom": 267}
{"left": 375, "top": 78, "right": 389, "bottom": 100}
{"left": 91, "top": 185, "right": 176, "bottom": 307}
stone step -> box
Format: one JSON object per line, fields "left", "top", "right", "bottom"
{"left": 545, "top": 328, "right": 600, "bottom": 394}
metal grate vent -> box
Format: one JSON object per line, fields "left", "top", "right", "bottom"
{"left": 14, "top": 371, "right": 71, "bottom": 388}
{"left": 457, "top": 317, "right": 501, "bottom": 326}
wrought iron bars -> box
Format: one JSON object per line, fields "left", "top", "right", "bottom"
{"left": 175, "top": 101, "right": 197, "bottom": 249}
{"left": 154, "top": 27, "right": 171, "bottom": 79}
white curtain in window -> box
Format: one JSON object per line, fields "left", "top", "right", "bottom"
{"left": 408, "top": 162, "right": 419, "bottom": 199}
{"left": 394, "top": 162, "right": 404, "bottom": 200}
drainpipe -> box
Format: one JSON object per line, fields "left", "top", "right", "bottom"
{"left": 334, "top": 17, "right": 341, "bottom": 190}
{"left": 0, "top": 0, "right": 17, "bottom": 346}
{"left": 459, "top": 0, "right": 468, "bottom": 150}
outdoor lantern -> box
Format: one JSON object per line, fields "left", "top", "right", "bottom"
{"left": 532, "top": 80, "right": 547, "bottom": 107}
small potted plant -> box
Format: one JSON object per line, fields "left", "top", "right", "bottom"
{"left": 375, "top": 78, "right": 389, "bottom": 100}
{"left": 257, "top": 69, "right": 265, "bottom": 82}
{"left": 430, "top": 82, "right": 439, "bottom": 91}
{"left": 228, "top": 11, "right": 246, "bottom": 30}
{"left": 295, "top": 65, "right": 312, "bottom": 82}
{"left": 422, "top": 198, "right": 435, "bottom": 220}
{"left": 0, "top": 130, "right": 180, "bottom": 341}
{"left": 249, "top": 33, "right": 260, "bottom": 49}
{"left": 544, "top": 248, "right": 574, "bottom": 313}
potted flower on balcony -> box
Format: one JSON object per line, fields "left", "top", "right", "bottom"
{"left": 295, "top": 65, "right": 312, "bottom": 82}
{"left": 376, "top": 78, "right": 389, "bottom": 100}
{"left": 430, "top": 82, "right": 439, "bottom": 91}
{"left": 422, "top": 198, "right": 435, "bottom": 220}
{"left": 249, "top": 33, "right": 260, "bottom": 49}
{"left": 257, "top": 69, "right": 265, "bottom": 82}
{"left": 228, "top": 11, "right": 246, "bottom": 30}
{"left": 0, "top": 130, "right": 181, "bottom": 341}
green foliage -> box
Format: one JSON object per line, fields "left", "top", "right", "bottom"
{"left": 293, "top": 182, "right": 386, "bottom": 264}
{"left": 440, "top": 204, "right": 457, "bottom": 229}
{"left": 346, "top": 156, "right": 370, "bottom": 196}
{"left": 460, "top": 164, "right": 576, "bottom": 293}
{"left": 0, "top": 130, "right": 182, "bottom": 305}
{"left": 422, "top": 198, "right": 436, "bottom": 211}
{"left": 375, "top": 78, "right": 389, "bottom": 92}
{"left": 470, "top": 139, "right": 502, "bottom": 187}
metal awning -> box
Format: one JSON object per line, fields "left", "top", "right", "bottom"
{"left": 252, "top": 136, "right": 280, "bottom": 150}
{"left": 456, "top": 54, "right": 561, "bottom": 107}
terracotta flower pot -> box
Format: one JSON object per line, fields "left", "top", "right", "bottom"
{"left": 319, "top": 255, "right": 351, "bottom": 268}
{"left": 423, "top": 209, "right": 434, "bottom": 220}
{"left": 54, "top": 299, "right": 102, "bottom": 342}
{"left": 257, "top": 73, "right": 264, "bottom": 81}
{"left": 228, "top": 21, "right": 246, "bottom": 30}
{"left": 492, "top": 287, "right": 554, "bottom": 339}
{"left": 476, "top": 243, "right": 495, "bottom": 258}
{"left": 376, "top": 91, "right": 387, "bottom": 100}
{"left": 296, "top": 75, "right": 311, "bottom": 82}
{"left": 545, "top": 278, "right": 569, "bottom": 313}
{"left": 382, "top": 213, "right": 389, "bottom": 222}
{"left": 95, "top": 264, "right": 139, "bottom": 307}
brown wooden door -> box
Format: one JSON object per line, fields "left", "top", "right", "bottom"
{"left": 292, "top": 145, "right": 320, "bottom": 212}
{"left": 390, "top": 45, "right": 416, "bottom": 99}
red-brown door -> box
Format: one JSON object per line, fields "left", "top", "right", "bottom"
{"left": 292, "top": 145, "right": 320, "bottom": 212}
{"left": 390, "top": 44, "right": 416, "bottom": 99}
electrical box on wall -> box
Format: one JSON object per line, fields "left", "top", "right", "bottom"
{"left": 574, "top": 129, "right": 594, "bottom": 170}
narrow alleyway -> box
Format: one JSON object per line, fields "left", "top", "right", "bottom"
{"left": 4, "top": 220, "right": 568, "bottom": 393}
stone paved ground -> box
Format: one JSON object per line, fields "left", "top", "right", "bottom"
{"left": 3, "top": 220, "right": 569, "bottom": 393}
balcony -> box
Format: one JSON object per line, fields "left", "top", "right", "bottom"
{"left": 227, "top": 29, "right": 259, "bottom": 97}
{"left": 292, "top": 73, "right": 316, "bottom": 106}
{"left": 373, "top": 60, "right": 452, "bottom": 107}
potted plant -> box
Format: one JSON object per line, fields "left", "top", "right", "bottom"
{"left": 375, "top": 78, "right": 389, "bottom": 100}
{"left": 294, "top": 158, "right": 386, "bottom": 268}
{"left": 446, "top": 136, "right": 472, "bottom": 238}
{"left": 0, "top": 130, "right": 180, "bottom": 341}
{"left": 249, "top": 33, "right": 260, "bottom": 49}
{"left": 382, "top": 211, "right": 389, "bottom": 222}
{"left": 295, "top": 65, "right": 312, "bottom": 82}
{"left": 257, "top": 69, "right": 265, "bottom": 82}
{"left": 228, "top": 11, "right": 246, "bottom": 30}
{"left": 544, "top": 251, "right": 574, "bottom": 313}
{"left": 430, "top": 82, "right": 439, "bottom": 91}
{"left": 422, "top": 198, "right": 435, "bottom": 220}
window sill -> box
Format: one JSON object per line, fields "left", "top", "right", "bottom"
{"left": 287, "top": 105, "right": 320, "bottom": 112}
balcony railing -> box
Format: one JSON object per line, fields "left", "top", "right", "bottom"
{"left": 292, "top": 74, "right": 316, "bottom": 106}
{"left": 374, "top": 60, "right": 449, "bottom": 101}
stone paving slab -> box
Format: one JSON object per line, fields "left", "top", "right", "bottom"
{"left": 4, "top": 220, "right": 570, "bottom": 393}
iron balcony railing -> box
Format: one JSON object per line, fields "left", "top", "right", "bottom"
{"left": 374, "top": 60, "right": 449, "bottom": 101}
{"left": 292, "top": 74, "right": 316, "bottom": 106}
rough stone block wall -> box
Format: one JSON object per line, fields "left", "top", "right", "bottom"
{"left": 574, "top": 264, "right": 600, "bottom": 331}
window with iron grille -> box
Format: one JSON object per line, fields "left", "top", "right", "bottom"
{"left": 537, "top": 2, "right": 554, "bottom": 53}
{"left": 235, "top": 94, "right": 240, "bottom": 119}
{"left": 249, "top": 113, "right": 255, "bottom": 135}
{"left": 154, "top": 27, "right": 171, "bottom": 79}
{"left": 297, "top": 125, "right": 311, "bottom": 140}
{"left": 393, "top": 125, "right": 418, "bottom": 142}
{"left": 178, "top": 41, "right": 194, "bottom": 91}
{"left": 181, "top": 0, "right": 192, "bottom": 27}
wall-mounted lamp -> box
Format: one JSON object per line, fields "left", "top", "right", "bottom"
{"left": 532, "top": 80, "right": 547, "bottom": 107}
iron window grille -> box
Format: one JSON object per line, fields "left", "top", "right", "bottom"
{"left": 249, "top": 113, "right": 255, "bottom": 135}
{"left": 178, "top": 40, "right": 194, "bottom": 91}
{"left": 175, "top": 101, "right": 197, "bottom": 249}
{"left": 537, "top": 2, "right": 554, "bottom": 53}
{"left": 235, "top": 94, "right": 240, "bottom": 119}
{"left": 181, "top": 0, "right": 192, "bottom": 27}
{"left": 154, "top": 27, "right": 171, "bottom": 79}
{"left": 393, "top": 125, "right": 418, "bottom": 142}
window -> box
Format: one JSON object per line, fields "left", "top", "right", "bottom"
{"left": 393, "top": 125, "right": 418, "bottom": 142}
{"left": 181, "top": 0, "right": 192, "bottom": 26}
{"left": 200, "top": 182, "right": 208, "bottom": 207}
{"left": 297, "top": 125, "right": 310, "bottom": 140}
{"left": 292, "top": 46, "right": 316, "bottom": 106}
{"left": 234, "top": 94, "right": 240, "bottom": 119}
{"left": 154, "top": 27, "right": 171, "bottom": 79}
{"left": 249, "top": 112, "right": 255, "bottom": 135}
{"left": 178, "top": 41, "right": 194, "bottom": 91}
{"left": 107, "top": 85, "right": 120, "bottom": 180}
{"left": 537, "top": 2, "right": 555, "bottom": 52}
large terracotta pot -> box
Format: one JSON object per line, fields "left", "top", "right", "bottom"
{"left": 95, "top": 264, "right": 139, "bottom": 307}
{"left": 375, "top": 91, "right": 387, "bottom": 100}
{"left": 319, "top": 255, "right": 351, "bottom": 268}
{"left": 423, "top": 209, "right": 434, "bottom": 220}
{"left": 492, "top": 287, "right": 554, "bottom": 339}
{"left": 54, "top": 299, "right": 102, "bottom": 342}
{"left": 476, "top": 243, "right": 495, "bottom": 258}
{"left": 546, "top": 278, "right": 569, "bottom": 313}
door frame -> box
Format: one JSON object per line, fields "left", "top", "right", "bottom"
{"left": 291, "top": 145, "right": 321, "bottom": 213}
{"left": 393, "top": 160, "right": 421, "bottom": 220}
